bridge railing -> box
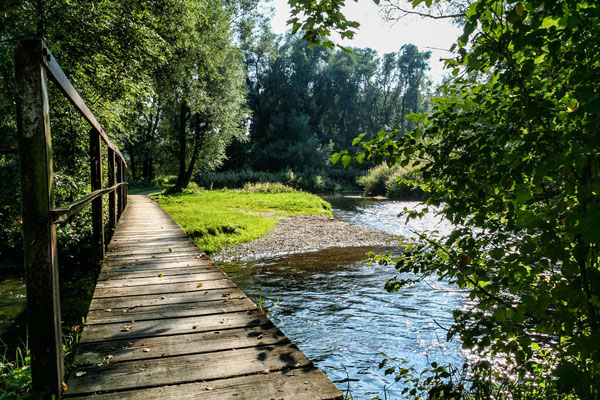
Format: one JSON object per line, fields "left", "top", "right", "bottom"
{"left": 14, "top": 38, "right": 128, "bottom": 397}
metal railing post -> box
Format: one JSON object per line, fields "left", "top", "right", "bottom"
{"left": 14, "top": 38, "right": 64, "bottom": 398}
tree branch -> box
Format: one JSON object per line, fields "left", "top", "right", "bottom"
{"left": 383, "top": 3, "right": 465, "bottom": 20}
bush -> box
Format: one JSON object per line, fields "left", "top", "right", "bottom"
{"left": 182, "top": 182, "right": 201, "bottom": 194}
{"left": 151, "top": 175, "right": 177, "bottom": 188}
{"left": 357, "top": 164, "right": 423, "bottom": 199}
{"left": 195, "top": 168, "right": 347, "bottom": 193}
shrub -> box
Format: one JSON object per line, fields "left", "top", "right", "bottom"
{"left": 357, "top": 164, "right": 422, "bottom": 199}
{"left": 151, "top": 175, "right": 177, "bottom": 188}
{"left": 182, "top": 182, "right": 201, "bottom": 194}
{"left": 195, "top": 169, "right": 345, "bottom": 193}
{"left": 357, "top": 164, "right": 390, "bottom": 196}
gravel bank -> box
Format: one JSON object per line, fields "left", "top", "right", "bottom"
{"left": 214, "top": 214, "right": 397, "bottom": 260}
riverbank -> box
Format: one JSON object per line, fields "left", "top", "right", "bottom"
{"left": 152, "top": 187, "right": 396, "bottom": 257}
{"left": 153, "top": 186, "right": 334, "bottom": 253}
{"left": 214, "top": 214, "right": 396, "bottom": 260}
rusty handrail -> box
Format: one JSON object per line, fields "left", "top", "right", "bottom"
{"left": 50, "top": 182, "right": 128, "bottom": 224}
{"left": 38, "top": 40, "right": 126, "bottom": 166}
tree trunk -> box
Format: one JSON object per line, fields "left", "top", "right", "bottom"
{"left": 173, "top": 101, "right": 189, "bottom": 191}
{"left": 142, "top": 107, "right": 160, "bottom": 181}
{"left": 181, "top": 113, "right": 205, "bottom": 188}
{"left": 127, "top": 142, "right": 137, "bottom": 180}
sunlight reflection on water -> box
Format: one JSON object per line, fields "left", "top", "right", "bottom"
{"left": 219, "top": 196, "right": 470, "bottom": 399}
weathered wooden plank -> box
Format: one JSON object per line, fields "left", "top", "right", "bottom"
{"left": 73, "top": 325, "right": 286, "bottom": 365}
{"left": 112, "top": 230, "right": 187, "bottom": 235}
{"left": 88, "top": 288, "right": 246, "bottom": 311}
{"left": 95, "top": 271, "right": 227, "bottom": 289}
{"left": 109, "top": 235, "right": 191, "bottom": 244}
{"left": 98, "top": 266, "right": 213, "bottom": 281}
{"left": 100, "top": 265, "right": 212, "bottom": 278}
{"left": 104, "top": 252, "right": 200, "bottom": 263}
{"left": 114, "top": 230, "right": 184, "bottom": 236}
{"left": 108, "top": 238, "right": 192, "bottom": 247}
{"left": 67, "top": 343, "right": 312, "bottom": 396}
{"left": 114, "top": 224, "right": 183, "bottom": 229}
{"left": 107, "top": 241, "right": 196, "bottom": 252}
{"left": 80, "top": 310, "right": 269, "bottom": 343}
{"left": 66, "top": 368, "right": 342, "bottom": 400}
{"left": 93, "top": 278, "right": 236, "bottom": 298}
{"left": 85, "top": 297, "right": 256, "bottom": 324}
{"left": 101, "top": 257, "right": 210, "bottom": 270}
{"left": 105, "top": 246, "right": 200, "bottom": 258}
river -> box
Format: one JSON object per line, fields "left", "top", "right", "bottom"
{"left": 219, "top": 195, "right": 466, "bottom": 399}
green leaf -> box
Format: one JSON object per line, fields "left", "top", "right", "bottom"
{"left": 541, "top": 16, "right": 560, "bottom": 29}
{"left": 341, "top": 155, "right": 352, "bottom": 168}
{"left": 331, "top": 153, "right": 342, "bottom": 165}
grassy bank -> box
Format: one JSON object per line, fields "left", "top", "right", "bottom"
{"left": 152, "top": 184, "right": 332, "bottom": 254}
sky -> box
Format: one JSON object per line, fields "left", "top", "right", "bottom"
{"left": 268, "top": 0, "right": 462, "bottom": 84}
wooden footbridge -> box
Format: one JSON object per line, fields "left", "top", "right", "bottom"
{"left": 14, "top": 39, "right": 341, "bottom": 399}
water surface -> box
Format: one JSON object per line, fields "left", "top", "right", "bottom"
{"left": 219, "top": 196, "right": 465, "bottom": 399}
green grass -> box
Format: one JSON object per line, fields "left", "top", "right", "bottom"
{"left": 153, "top": 188, "right": 332, "bottom": 254}
{"left": 0, "top": 324, "right": 83, "bottom": 399}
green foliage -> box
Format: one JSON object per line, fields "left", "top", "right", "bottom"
{"left": 0, "top": 323, "right": 83, "bottom": 399}
{"left": 0, "top": 346, "right": 31, "bottom": 399}
{"left": 153, "top": 189, "right": 332, "bottom": 253}
{"left": 227, "top": 32, "right": 431, "bottom": 176}
{"left": 327, "top": 0, "right": 600, "bottom": 397}
{"left": 356, "top": 163, "right": 423, "bottom": 198}
{"left": 195, "top": 168, "right": 352, "bottom": 193}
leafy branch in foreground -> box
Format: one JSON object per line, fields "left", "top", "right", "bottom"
{"left": 332, "top": 0, "right": 600, "bottom": 398}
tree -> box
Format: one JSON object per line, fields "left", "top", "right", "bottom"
{"left": 319, "top": 0, "right": 600, "bottom": 397}
{"left": 231, "top": 30, "right": 431, "bottom": 175}
{"left": 159, "top": 1, "right": 247, "bottom": 192}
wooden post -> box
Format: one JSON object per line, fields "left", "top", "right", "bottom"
{"left": 14, "top": 39, "right": 64, "bottom": 398}
{"left": 107, "top": 148, "right": 117, "bottom": 239}
{"left": 89, "top": 128, "right": 104, "bottom": 266}
{"left": 117, "top": 159, "right": 123, "bottom": 218}
{"left": 123, "top": 162, "right": 127, "bottom": 208}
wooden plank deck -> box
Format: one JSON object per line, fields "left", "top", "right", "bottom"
{"left": 65, "top": 195, "right": 342, "bottom": 399}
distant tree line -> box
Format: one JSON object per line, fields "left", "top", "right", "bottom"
{"left": 221, "top": 32, "right": 432, "bottom": 176}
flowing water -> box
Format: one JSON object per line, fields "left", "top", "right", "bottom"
{"left": 219, "top": 195, "right": 466, "bottom": 399}
{"left": 0, "top": 272, "right": 27, "bottom": 352}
